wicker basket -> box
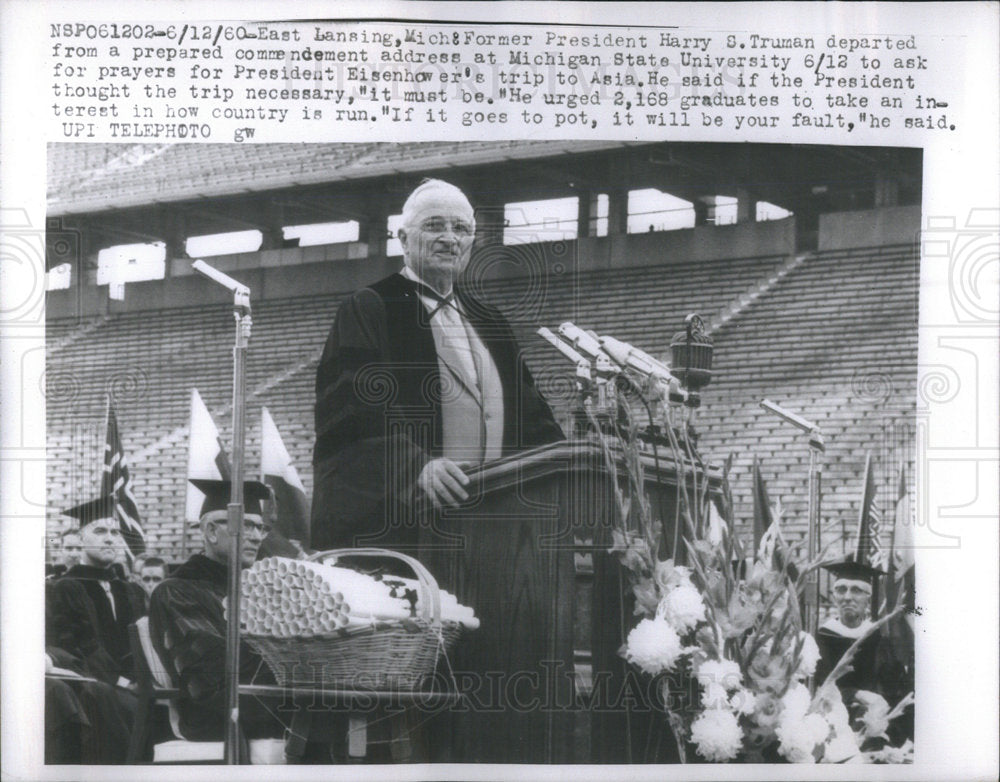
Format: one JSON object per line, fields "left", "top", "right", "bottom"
{"left": 244, "top": 548, "right": 463, "bottom": 690}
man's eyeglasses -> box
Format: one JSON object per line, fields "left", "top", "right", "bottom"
{"left": 832, "top": 585, "right": 871, "bottom": 597}
{"left": 416, "top": 218, "right": 474, "bottom": 238}
{"left": 88, "top": 526, "right": 122, "bottom": 538}
{"left": 204, "top": 513, "right": 272, "bottom": 536}
{"left": 243, "top": 518, "right": 272, "bottom": 536}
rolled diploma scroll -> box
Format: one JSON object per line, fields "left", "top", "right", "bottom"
{"left": 243, "top": 557, "right": 479, "bottom": 634}
{"left": 372, "top": 574, "right": 480, "bottom": 629}
{"left": 296, "top": 561, "right": 411, "bottom": 621}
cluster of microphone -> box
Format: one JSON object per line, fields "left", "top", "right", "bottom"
{"left": 538, "top": 322, "right": 688, "bottom": 406}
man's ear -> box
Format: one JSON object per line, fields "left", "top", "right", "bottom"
{"left": 203, "top": 518, "right": 219, "bottom": 543}
{"left": 397, "top": 227, "right": 408, "bottom": 252}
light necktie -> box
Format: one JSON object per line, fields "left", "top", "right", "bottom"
{"left": 409, "top": 281, "right": 480, "bottom": 391}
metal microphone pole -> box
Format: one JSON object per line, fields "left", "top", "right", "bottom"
{"left": 192, "top": 260, "right": 251, "bottom": 764}
{"left": 537, "top": 328, "right": 593, "bottom": 436}
{"left": 761, "top": 399, "right": 825, "bottom": 637}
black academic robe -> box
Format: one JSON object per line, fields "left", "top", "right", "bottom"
{"left": 147, "top": 554, "right": 283, "bottom": 741}
{"left": 816, "top": 620, "right": 916, "bottom": 747}
{"left": 44, "top": 668, "right": 137, "bottom": 764}
{"left": 815, "top": 621, "right": 883, "bottom": 703}
{"left": 312, "top": 271, "right": 563, "bottom": 551}
{"left": 44, "top": 574, "right": 142, "bottom": 763}
{"left": 46, "top": 563, "right": 146, "bottom": 685}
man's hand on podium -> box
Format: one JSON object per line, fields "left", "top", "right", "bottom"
{"left": 418, "top": 458, "right": 471, "bottom": 510}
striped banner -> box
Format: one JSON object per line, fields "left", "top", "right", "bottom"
{"left": 868, "top": 498, "right": 887, "bottom": 571}
{"left": 101, "top": 397, "right": 146, "bottom": 560}
{"left": 855, "top": 452, "right": 886, "bottom": 569}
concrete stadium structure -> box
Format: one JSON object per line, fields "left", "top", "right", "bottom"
{"left": 45, "top": 141, "right": 920, "bottom": 569}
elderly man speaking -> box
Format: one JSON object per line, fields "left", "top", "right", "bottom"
{"left": 311, "top": 179, "right": 562, "bottom": 551}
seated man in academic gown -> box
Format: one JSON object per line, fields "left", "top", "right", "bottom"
{"left": 47, "top": 528, "right": 84, "bottom": 579}
{"left": 47, "top": 496, "right": 147, "bottom": 685}
{"left": 45, "top": 495, "right": 147, "bottom": 762}
{"left": 43, "top": 639, "right": 138, "bottom": 764}
{"left": 147, "top": 479, "right": 288, "bottom": 742}
{"left": 814, "top": 559, "right": 886, "bottom": 701}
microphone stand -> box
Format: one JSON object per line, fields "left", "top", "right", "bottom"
{"left": 536, "top": 327, "right": 594, "bottom": 437}
{"left": 761, "top": 399, "right": 825, "bottom": 638}
{"left": 193, "top": 260, "right": 252, "bottom": 764}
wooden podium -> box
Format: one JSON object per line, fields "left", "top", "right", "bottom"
{"left": 419, "top": 437, "right": 719, "bottom": 764}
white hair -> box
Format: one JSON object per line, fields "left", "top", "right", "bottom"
{"left": 400, "top": 179, "right": 474, "bottom": 228}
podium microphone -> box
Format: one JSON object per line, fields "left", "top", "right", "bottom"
{"left": 557, "top": 322, "right": 606, "bottom": 361}
{"left": 599, "top": 335, "right": 688, "bottom": 403}
{"left": 538, "top": 327, "right": 593, "bottom": 396}
{"left": 538, "top": 327, "right": 590, "bottom": 367}
{"left": 599, "top": 335, "right": 673, "bottom": 384}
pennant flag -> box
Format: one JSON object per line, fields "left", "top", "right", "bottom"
{"left": 882, "top": 456, "right": 915, "bottom": 731}
{"left": 260, "top": 406, "right": 311, "bottom": 545}
{"left": 185, "top": 388, "right": 232, "bottom": 522}
{"left": 853, "top": 452, "right": 887, "bottom": 615}
{"left": 887, "top": 458, "right": 915, "bottom": 627}
{"left": 101, "top": 397, "right": 146, "bottom": 561}
{"left": 751, "top": 456, "right": 773, "bottom": 554}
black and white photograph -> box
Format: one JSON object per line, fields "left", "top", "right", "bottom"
{"left": 42, "top": 139, "right": 920, "bottom": 765}
{"left": 1, "top": 3, "right": 998, "bottom": 781}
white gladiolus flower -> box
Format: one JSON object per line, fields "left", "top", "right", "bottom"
{"left": 700, "top": 680, "right": 730, "bottom": 710}
{"left": 729, "top": 688, "right": 757, "bottom": 715}
{"left": 854, "top": 690, "right": 891, "bottom": 739}
{"left": 659, "top": 583, "right": 706, "bottom": 633}
{"left": 823, "top": 730, "right": 862, "bottom": 763}
{"left": 654, "top": 560, "right": 695, "bottom": 591}
{"left": 780, "top": 682, "right": 812, "bottom": 722}
{"left": 866, "top": 739, "right": 914, "bottom": 764}
{"left": 696, "top": 658, "right": 743, "bottom": 691}
{"left": 624, "top": 617, "right": 686, "bottom": 674}
{"left": 752, "top": 692, "right": 782, "bottom": 730}
{"left": 691, "top": 708, "right": 743, "bottom": 762}
{"left": 824, "top": 698, "right": 852, "bottom": 736}
{"left": 795, "top": 632, "right": 821, "bottom": 680}
{"left": 776, "top": 712, "right": 829, "bottom": 763}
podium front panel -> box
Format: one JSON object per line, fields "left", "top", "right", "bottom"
{"left": 420, "top": 469, "right": 575, "bottom": 764}
{"left": 415, "top": 440, "right": 712, "bottom": 764}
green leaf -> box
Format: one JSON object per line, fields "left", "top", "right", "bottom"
{"left": 725, "top": 593, "right": 758, "bottom": 637}
{"left": 632, "top": 580, "right": 661, "bottom": 617}
{"left": 608, "top": 527, "right": 628, "bottom": 554}
{"left": 691, "top": 538, "right": 717, "bottom": 562}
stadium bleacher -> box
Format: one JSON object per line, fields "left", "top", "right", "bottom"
{"left": 45, "top": 145, "right": 922, "bottom": 754}
{"left": 46, "top": 236, "right": 918, "bottom": 560}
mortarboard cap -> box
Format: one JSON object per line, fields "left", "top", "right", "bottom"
{"left": 62, "top": 495, "right": 118, "bottom": 528}
{"left": 188, "top": 479, "right": 271, "bottom": 519}
{"left": 820, "top": 557, "right": 884, "bottom": 583}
